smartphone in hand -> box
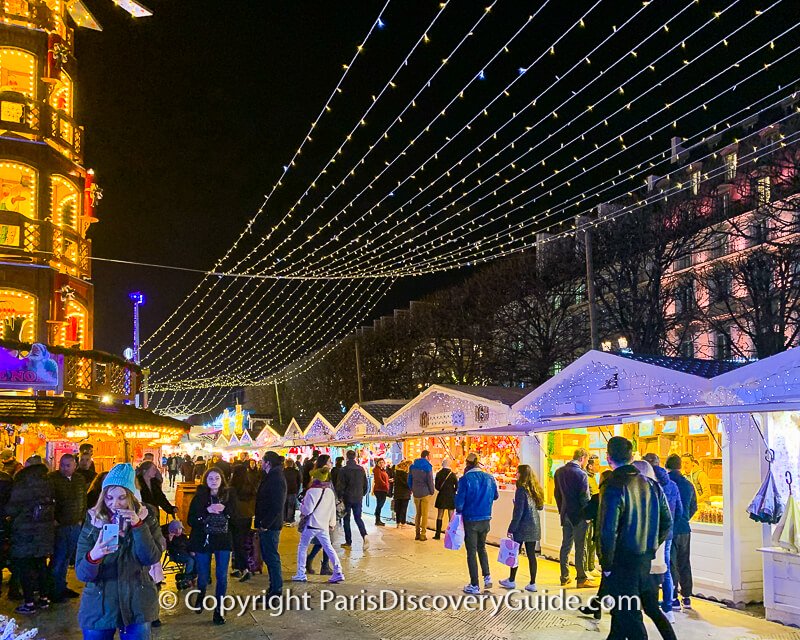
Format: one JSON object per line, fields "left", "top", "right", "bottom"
{"left": 102, "top": 523, "right": 120, "bottom": 549}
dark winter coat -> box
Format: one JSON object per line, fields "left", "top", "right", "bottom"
{"left": 507, "top": 486, "right": 542, "bottom": 542}
{"left": 193, "top": 461, "right": 207, "bottom": 480}
{"left": 408, "top": 458, "right": 435, "bottom": 498}
{"left": 230, "top": 466, "right": 259, "bottom": 520}
{"left": 180, "top": 459, "right": 195, "bottom": 481}
{"left": 598, "top": 465, "right": 672, "bottom": 569}
{"left": 284, "top": 466, "right": 302, "bottom": 495}
{"left": 254, "top": 467, "right": 287, "bottom": 531}
{"left": 75, "top": 466, "right": 97, "bottom": 487}
{"left": 75, "top": 506, "right": 164, "bottom": 630}
{"left": 668, "top": 469, "right": 698, "bottom": 535}
{"left": 48, "top": 470, "right": 88, "bottom": 526}
{"left": 137, "top": 476, "right": 176, "bottom": 520}
{"left": 337, "top": 460, "right": 368, "bottom": 505}
{"left": 188, "top": 486, "right": 238, "bottom": 552}
{"left": 5, "top": 463, "right": 55, "bottom": 558}
{"left": 302, "top": 457, "right": 318, "bottom": 489}
{"left": 653, "top": 465, "right": 683, "bottom": 541}
{"left": 393, "top": 469, "right": 411, "bottom": 500}
{"left": 553, "top": 461, "right": 590, "bottom": 526}
{"left": 434, "top": 468, "right": 458, "bottom": 510}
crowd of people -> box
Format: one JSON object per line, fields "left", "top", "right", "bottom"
{"left": 0, "top": 439, "right": 705, "bottom": 639}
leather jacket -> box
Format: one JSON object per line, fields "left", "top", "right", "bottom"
{"left": 598, "top": 465, "right": 672, "bottom": 569}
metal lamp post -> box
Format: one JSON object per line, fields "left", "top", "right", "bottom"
{"left": 129, "top": 291, "right": 145, "bottom": 406}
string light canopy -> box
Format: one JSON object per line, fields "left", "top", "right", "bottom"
{"left": 65, "top": 0, "right": 152, "bottom": 31}
{"left": 144, "top": 0, "right": 800, "bottom": 417}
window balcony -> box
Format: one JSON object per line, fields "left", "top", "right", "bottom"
{"left": 0, "top": 94, "right": 83, "bottom": 163}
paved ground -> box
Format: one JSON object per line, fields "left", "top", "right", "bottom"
{"left": 1, "top": 513, "right": 797, "bottom": 640}
{"left": 0, "top": 482, "right": 796, "bottom": 639}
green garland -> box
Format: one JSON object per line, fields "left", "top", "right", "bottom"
{"left": 546, "top": 432, "right": 556, "bottom": 479}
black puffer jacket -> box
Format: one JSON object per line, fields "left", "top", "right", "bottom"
{"left": 48, "top": 470, "right": 87, "bottom": 526}
{"left": 337, "top": 461, "right": 367, "bottom": 504}
{"left": 598, "top": 465, "right": 672, "bottom": 569}
{"left": 5, "top": 464, "right": 55, "bottom": 558}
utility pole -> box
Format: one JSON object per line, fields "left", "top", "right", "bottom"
{"left": 354, "top": 336, "right": 363, "bottom": 404}
{"left": 274, "top": 379, "right": 283, "bottom": 426}
{"left": 128, "top": 291, "right": 145, "bottom": 407}
{"left": 580, "top": 219, "right": 600, "bottom": 350}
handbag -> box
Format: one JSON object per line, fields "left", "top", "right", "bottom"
{"left": 444, "top": 513, "right": 465, "bottom": 551}
{"left": 204, "top": 496, "right": 229, "bottom": 535}
{"left": 498, "top": 537, "right": 520, "bottom": 568}
{"left": 299, "top": 489, "right": 325, "bottom": 532}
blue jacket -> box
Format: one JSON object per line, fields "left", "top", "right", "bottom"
{"left": 668, "top": 469, "right": 697, "bottom": 535}
{"left": 653, "top": 466, "right": 683, "bottom": 540}
{"left": 408, "top": 458, "right": 435, "bottom": 498}
{"left": 454, "top": 468, "right": 498, "bottom": 522}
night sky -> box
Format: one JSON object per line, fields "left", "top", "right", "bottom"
{"left": 76, "top": 1, "right": 797, "bottom": 375}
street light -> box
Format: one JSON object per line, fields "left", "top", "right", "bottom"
{"left": 129, "top": 292, "right": 145, "bottom": 408}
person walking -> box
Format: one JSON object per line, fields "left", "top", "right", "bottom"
{"left": 553, "top": 448, "right": 594, "bottom": 588}
{"left": 665, "top": 453, "right": 698, "bottom": 610}
{"left": 48, "top": 453, "right": 87, "bottom": 602}
{"left": 136, "top": 461, "right": 177, "bottom": 523}
{"left": 230, "top": 462, "right": 259, "bottom": 582}
{"left": 372, "top": 458, "right": 390, "bottom": 526}
{"left": 291, "top": 461, "right": 344, "bottom": 584}
{"left": 454, "top": 453, "right": 499, "bottom": 594}
{"left": 579, "top": 469, "right": 614, "bottom": 620}
{"left": 304, "top": 455, "right": 335, "bottom": 575}
{"left": 392, "top": 460, "right": 412, "bottom": 528}
{"left": 75, "top": 463, "right": 165, "bottom": 639}
{"left": 254, "top": 451, "right": 287, "bottom": 597}
{"left": 408, "top": 450, "right": 435, "bottom": 542}
{"left": 5, "top": 455, "right": 55, "bottom": 614}
{"left": 433, "top": 459, "right": 458, "bottom": 541}
{"left": 598, "top": 437, "right": 674, "bottom": 640}
{"left": 284, "top": 457, "right": 302, "bottom": 525}
{"left": 180, "top": 455, "right": 194, "bottom": 483}
{"left": 302, "top": 450, "right": 320, "bottom": 491}
{"left": 188, "top": 468, "right": 238, "bottom": 625}
{"left": 499, "top": 465, "right": 543, "bottom": 592}
{"left": 330, "top": 457, "right": 344, "bottom": 492}
{"left": 166, "top": 455, "right": 180, "bottom": 488}
{"left": 193, "top": 456, "right": 207, "bottom": 482}
{"left": 337, "top": 450, "right": 368, "bottom": 548}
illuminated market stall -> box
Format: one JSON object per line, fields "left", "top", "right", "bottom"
{"left": 381, "top": 384, "right": 526, "bottom": 542}
{"left": 279, "top": 418, "right": 318, "bottom": 459}
{"left": 710, "top": 349, "right": 800, "bottom": 624}
{"left": 506, "top": 349, "right": 764, "bottom": 605}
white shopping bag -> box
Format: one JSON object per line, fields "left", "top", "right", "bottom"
{"left": 444, "top": 513, "right": 465, "bottom": 551}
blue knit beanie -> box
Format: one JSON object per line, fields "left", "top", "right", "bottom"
{"left": 102, "top": 463, "right": 137, "bottom": 495}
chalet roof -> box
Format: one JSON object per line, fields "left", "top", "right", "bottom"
{"left": 617, "top": 352, "right": 747, "bottom": 379}
{"left": 359, "top": 400, "right": 409, "bottom": 421}
{"left": 437, "top": 384, "right": 527, "bottom": 405}
{"left": 0, "top": 396, "right": 190, "bottom": 429}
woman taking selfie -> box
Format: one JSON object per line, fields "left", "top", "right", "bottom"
{"left": 188, "top": 467, "right": 239, "bottom": 625}
{"left": 75, "top": 463, "right": 164, "bottom": 640}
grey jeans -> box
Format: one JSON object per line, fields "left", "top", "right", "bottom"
{"left": 464, "top": 520, "right": 491, "bottom": 587}
{"left": 560, "top": 519, "right": 588, "bottom": 582}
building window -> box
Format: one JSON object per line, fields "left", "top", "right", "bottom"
{"left": 757, "top": 176, "right": 771, "bottom": 205}
{"left": 725, "top": 152, "right": 737, "bottom": 181}
{"left": 710, "top": 228, "right": 729, "bottom": 259}
{"left": 548, "top": 361, "right": 564, "bottom": 377}
{"left": 707, "top": 272, "right": 732, "bottom": 305}
{"left": 715, "top": 329, "right": 732, "bottom": 360}
{"left": 59, "top": 299, "right": 87, "bottom": 348}
{"left": 0, "top": 162, "right": 37, "bottom": 219}
{"left": 679, "top": 337, "right": 695, "bottom": 359}
{"left": 691, "top": 170, "right": 701, "bottom": 196}
{"left": 675, "top": 282, "right": 695, "bottom": 314}
{"left": 674, "top": 246, "right": 693, "bottom": 271}
{"left": 0, "top": 48, "right": 36, "bottom": 99}
{"left": 51, "top": 175, "right": 80, "bottom": 229}
{"left": 749, "top": 216, "right": 768, "bottom": 247}
{"left": 0, "top": 289, "right": 36, "bottom": 342}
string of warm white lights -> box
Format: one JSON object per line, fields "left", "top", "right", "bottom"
{"left": 262, "top": 0, "right": 683, "bottom": 278}
{"left": 142, "top": 0, "right": 391, "bottom": 349}
{"left": 298, "top": 3, "right": 793, "bottom": 278}
{"left": 151, "top": 276, "right": 382, "bottom": 397}
{"left": 142, "top": 0, "right": 456, "bottom": 361}
{"left": 247, "top": 0, "right": 608, "bottom": 277}
{"left": 364, "top": 32, "right": 800, "bottom": 277}
{"left": 289, "top": 0, "right": 749, "bottom": 278}
{"left": 152, "top": 279, "right": 394, "bottom": 415}
{"left": 327, "top": 13, "right": 799, "bottom": 277}
{"left": 402, "top": 115, "right": 800, "bottom": 278}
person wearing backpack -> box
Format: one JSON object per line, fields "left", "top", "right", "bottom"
{"left": 433, "top": 459, "right": 458, "bottom": 540}
{"left": 5, "top": 455, "right": 55, "bottom": 615}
